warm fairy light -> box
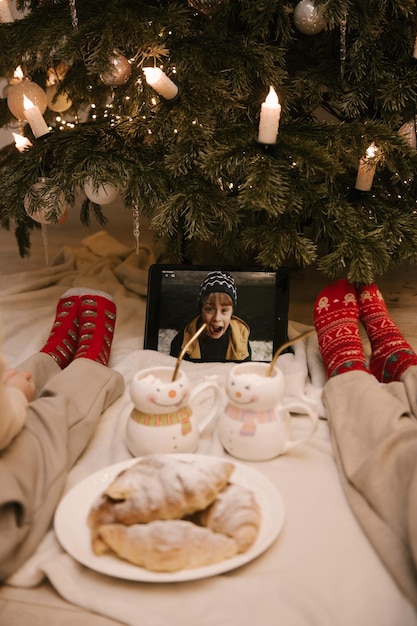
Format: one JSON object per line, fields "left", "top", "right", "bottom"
{"left": 10, "top": 65, "right": 24, "bottom": 86}
{"left": 365, "top": 143, "right": 378, "bottom": 159}
{"left": 12, "top": 132, "right": 32, "bottom": 152}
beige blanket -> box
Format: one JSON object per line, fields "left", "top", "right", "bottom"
{"left": 0, "top": 232, "right": 415, "bottom": 626}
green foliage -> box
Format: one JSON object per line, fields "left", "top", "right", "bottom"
{"left": 0, "top": 0, "right": 417, "bottom": 282}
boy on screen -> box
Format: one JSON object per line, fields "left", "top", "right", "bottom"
{"left": 170, "top": 271, "right": 251, "bottom": 362}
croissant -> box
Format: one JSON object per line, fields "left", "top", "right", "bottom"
{"left": 193, "top": 482, "right": 261, "bottom": 553}
{"left": 88, "top": 454, "right": 235, "bottom": 553}
{"left": 98, "top": 520, "right": 239, "bottom": 571}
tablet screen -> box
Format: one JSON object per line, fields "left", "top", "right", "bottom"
{"left": 144, "top": 265, "right": 289, "bottom": 363}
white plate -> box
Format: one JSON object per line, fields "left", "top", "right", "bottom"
{"left": 54, "top": 454, "right": 285, "bottom": 583}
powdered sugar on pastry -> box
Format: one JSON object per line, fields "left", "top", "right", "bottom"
{"left": 194, "top": 482, "right": 261, "bottom": 552}
{"left": 98, "top": 520, "right": 239, "bottom": 572}
{"left": 88, "top": 454, "right": 235, "bottom": 552}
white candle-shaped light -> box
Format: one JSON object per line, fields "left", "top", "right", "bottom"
{"left": 257, "top": 86, "right": 282, "bottom": 145}
{"left": 355, "top": 143, "right": 378, "bottom": 192}
{"left": 12, "top": 132, "right": 32, "bottom": 152}
{"left": 0, "top": 0, "right": 14, "bottom": 22}
{"left": 23, "top": 95, "right": 50, "bottom": 138}
{"left": 143, "top": 67, "right": 179, "bottom": 100}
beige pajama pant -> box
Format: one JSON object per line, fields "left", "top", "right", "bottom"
{"left": 323, "top": 366, "right": 417, "bottom": 609}
{"left": 0, "top": 353, "right": 124, "bottom": 580}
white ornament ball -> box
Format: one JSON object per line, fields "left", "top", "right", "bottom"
{"left": 84, "top": 180, "right": 119, "bottom": 205}
{"left": 7, "top": 78, "right": 48, "bottom": 120}
{"left": 100, "top": 52, "right": 131, "bottom": 87}
{"left": 24, "top": 179, "right": 68, "bottom": 224}
{"left": 46, "top": 84, "right": 72, "bottom": 112}
{"left": 293, "top": 0, "right": 326, "bottom": 35}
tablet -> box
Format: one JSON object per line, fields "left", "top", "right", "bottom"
{"left": 143, "top": 265, "right": 290, "bottom": 363}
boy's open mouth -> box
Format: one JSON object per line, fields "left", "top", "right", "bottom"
{"left": 209, "top": 325, "right": 223, "bottom": 336}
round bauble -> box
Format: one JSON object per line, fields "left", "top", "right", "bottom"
{"left": 24, "top": 179, "right": 68, "bottom": 224}
{"left": 100, "top": 52, "right": 131, "bottom": 87}
{"left": 47, "top": 62, "right": 69, "bottom": 84}
{"left": 84, "top": 180, "right": 119, "bottom": 205}
{"left": 46, "top": 84, "right": 72, "bottom": 112}
{"left": 7, "top": 78, "right": 48, "bottom": 120}
{"left": 293, "top": 0, "right": 326, "bottom": 35}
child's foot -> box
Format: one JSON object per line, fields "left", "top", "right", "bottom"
{"left": 356, "top": 283, "right": 417, "bottom": 382}
{"left": 314, "top": 279, "right": 369, "bottom": 378}
{"left": 40, "top": 289, "right": 80, "bottom": 368}
{"left": 73, "top": 291, "right": 116, "bottom": 365}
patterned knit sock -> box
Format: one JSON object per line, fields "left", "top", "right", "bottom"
{"left": 73, "top": 291, "right": 116, "bottom": 365}
{"left": 356, "top": 283, "right": 417, "bottom": 382}
{"left": 314, "top": 279, "right": 369, "bottom": 378}
{"left": 40, "top": 289, "right": 80, "bottom": 368}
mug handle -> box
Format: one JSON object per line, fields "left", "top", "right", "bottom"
{"left": 281, "top": 400, "right": 319, "bottom": 452}
{"left": 189, "top": 380, "right": 222, "bottom": 433}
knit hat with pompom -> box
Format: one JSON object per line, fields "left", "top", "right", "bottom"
{"left": 198, "top": 271, "right": 237, "bottom": 307}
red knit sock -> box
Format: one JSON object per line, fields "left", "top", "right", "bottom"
{"left": 314, "top": 279, "right": 369, "bottom": 378}
{"left": 40, "top": 290, "right": 79, "bottom": 368}
{"left": 73, "top": 291, "right": 116, "bottom": 365}
{"left": 356, "top": 283, "right": 417, "bottom": 382}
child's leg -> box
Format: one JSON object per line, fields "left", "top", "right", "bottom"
{"left": 323, "top": 369, "right": 417, "bottom": 607}
{"left": 356, "top": 283, "right": 417, "bottom": 382}
{"left": 314, "top": 279, "right": 369, "bottom": 378}
{"left": 0, "top": 359, "right": 124, "bottom": 580}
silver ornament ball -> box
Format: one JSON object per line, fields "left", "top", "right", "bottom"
{"left": 293, "top": 0, "right": 326, "bottom": 35}
{"left": 100, "top": 52, "right": 131, "bottom": 87}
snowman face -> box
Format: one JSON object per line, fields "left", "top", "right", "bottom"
{"left": 226, "top": 372, "right": 274, "bottom": 411}
{"left": 138, "top": 374, "right": 190, "bottom": 413}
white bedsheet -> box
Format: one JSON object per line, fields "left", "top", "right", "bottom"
{"left": 0, "top": 231, "right": 415, "bottom": 626}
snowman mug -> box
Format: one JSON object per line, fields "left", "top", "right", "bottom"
{"left": 219, "top": 361, "right": 319, "bottom": 461}
{"left": 127, "top": 366, "right": 221, "bottom": 456}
